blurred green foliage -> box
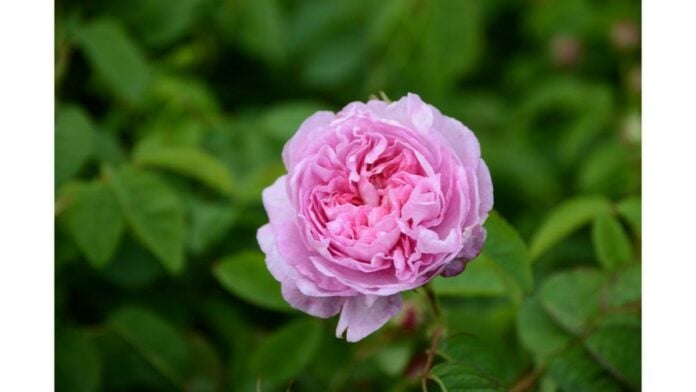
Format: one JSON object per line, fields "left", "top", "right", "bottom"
{"left": 55, "top": 0, "right": 641, "bottom": 390}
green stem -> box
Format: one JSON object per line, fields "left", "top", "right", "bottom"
{"left": 423, "top": 284, "right": 441, "bottom": 320}
{"left": 421, "top": 284, "right": 444, "bottom": 392}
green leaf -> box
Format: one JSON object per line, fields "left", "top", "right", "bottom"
{"left": 184, "top": 333, "right": 223, "bottom": 392}
{"left": 213, "top": 251, "right": 292, "bottom": 312}
{"left": 439, "top": 334, "right": 516, "bottom": 383}
{"left": 94, "top": 330, "right": 170, "bottom": 390}
{"left": 441, "top": 299, "right": 519, "bottom": 350}
{"left": 108, "top": 167, "right": 185, "bottom": 274}
{"left": 538, "top": 375, "right": 560, "bottom": 392}
{"left": 235, "top": 0, "right": 287, "bottom": 64}
{"left": 530, "top": 196, "right": 611, "bottom": 261}
{"left": 517, "top": 296, "right": 572, "bottom": 358}
{"left": 249, "top": 319, "right": 322, "bottom": 383}
{"left": 187, "top": 198, "right": 237, "bottom": 255}
{"left": 63, "top": 182, "right": 124, "bottom": 268}
{"left": 541, "top": 269, "right": 606, "bottom": 335}
{"left": 76, "top": 19, "right": 151, "bottom": 104}
{"left": 55, "top": 105, "right": 95, "bottom": 185}
{"left": 576, "top": 142, "right": 633, "bottom": 196}
{"left": 369, "top": 0, "right": 418, "bottom": 46}
{"left": 432, "top": 254, "right": 506, "bottom": 298}
{"left": 592, "top": 213, "right": 633, "bottom": 270}
{"left": 617, "top": 197, "right": 641, "bottom": 237}
{"left": 101, "top": 237, "right": 164, "bottom": 289}
{"left": 605, "top": 264, "right": 641, "bottom": 308}
{"left": 511, "top": 79, "right": 614, "bottom": 169}
{"left": 548, "top": 346, "right": 621, "bottom": 392}
{"left": 94, "top": 129, "right": 126, "bottom": 165}
{"left": 595, "top": 312, "right": 641, "bottom": 329}
{"left": 481, "top": 211, "right": 533, "bottom": 302}
{"left": 418, "top": 0, "right": 483, "bottom": 95}
{"left": 136, "top": 112, "right": 206, "bottom": 148}
{"left": 133, "top": 145, "right": 235, "bottom": 196}
{"left": 149, "top": 74, "right": 219, "bottom": 116}
{"left": 108, "top": 307, "right": 189, "bottom": 388}
{"left": 301, "top": 32, "right": 367, "bottom": 88}
{"left": 99, "top": 0, "right": 205, "bottom": 48}
{"left": 430, "top": 362, "right": 505, "bottom": 392}
{"left": 198, "top": 299, "right": 255, "bottom": 386}
{"left": 56, "top": 327, "right": 102, "bottom": 392}
{"left": 585, "top": 324, "right": 641, "bottom": 389}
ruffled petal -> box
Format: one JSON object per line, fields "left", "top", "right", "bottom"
{"left": 258, "top": 222, "right": 345, "bottom": 318}
{"left": 261, "top": 175, "right": 353, "bottom": 297}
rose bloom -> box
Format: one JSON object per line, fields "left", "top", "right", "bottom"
{"left": 257, "top": 93, "right": 493, "bottom": 341}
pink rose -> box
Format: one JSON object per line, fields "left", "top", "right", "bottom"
{"left": 257, "top": 93, "right": 493, "bottom": 341}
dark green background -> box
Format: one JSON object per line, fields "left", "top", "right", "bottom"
{"left": 55, "top": 0, "right": 641, "bottom": 390}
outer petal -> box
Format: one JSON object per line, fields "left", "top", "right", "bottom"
{"left": 281, "top": 285, "right": 344, "bottom": 318}
{"left": 257, "top": 223, "right": 295, "bottom": 282}
{"left": 282, "top": 111, "right": 335, "bottom": 170}
{"left": 257, "top": 223, "right": 344, "bottom": 318}
{"left": 435, "top": 113, "right": 482, "bottom": 169}
{"left": 439, "top": 161, "right": 492, "bottom": 278}
{"left": 459, "top": 224, "right": 487, "bottom": 261}
{"left": 405, "top": 93, "right": 434, "bottom": 133}
{"left": 476, "top": 159, "right": 494, "bottom": 218}
{"left": 440, "top": 258, "right": 467, "bottom": 277}
{"left": 335, "top": 294, "right": 402, "bottom": 342}
{"left": 438, "top": 116, "right": 481, "bottom": 168}
{"left": 440, "top": 225, "right": 487, "bottom": 277}
{"left": 367, "top": 93, "right": 422, "bottom": 129}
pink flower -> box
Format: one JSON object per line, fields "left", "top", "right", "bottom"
{"left": 257, "top": 93, "right": 493, "bottom": 341}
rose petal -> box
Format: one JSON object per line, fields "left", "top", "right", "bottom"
{"left": 406, "top": 93, "right": 434, "bottom": 133}
{"left": 281, "top": 284, "right": 344, "bottom": 318}
{"left": 477, "top": 159, "right": 494, "bottom": 218}
{"left": 283, "top": 111, "right": 336, "bottom": 170}
{"left": 258, "top": 222, "right": 345, "bottom": 318}
{"left": 436, "top": 114, "right": 482, "bottom": 169}
{"left": 440, "top": 258, "right": 467, "bottom": 277}
{"left": 257, "top": 223, "right": 296, "bottom": 282}
{"left": 261, "top": 175, "right": 353, "bottom": 297}
{"left": 335, "top": 294, "right": 402, "bottom": 342}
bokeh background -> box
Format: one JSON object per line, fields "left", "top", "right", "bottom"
{"left": 55, "top": 0, "right": 641, "bottom": 391}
